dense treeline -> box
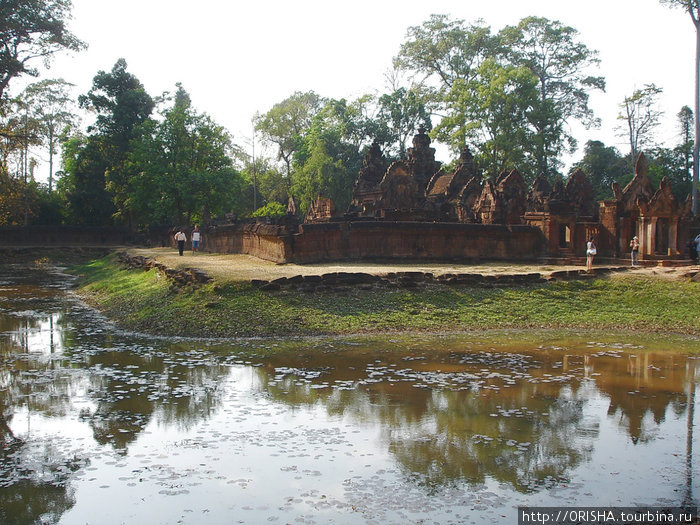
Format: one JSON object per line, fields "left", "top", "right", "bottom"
{"left": 0, "top": 1, "right": 694, "bottom": 228}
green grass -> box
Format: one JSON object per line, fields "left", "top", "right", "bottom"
{"left": 71, "top": 254, "right": 700, "bottom": 338}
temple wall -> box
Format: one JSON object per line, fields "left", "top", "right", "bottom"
{"left": 203, "top": 223, "right": 292, "bottom": 263}
{"left": 201, "top": 221, "right": 546, "bottom": 264}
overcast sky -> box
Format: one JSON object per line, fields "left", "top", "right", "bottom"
{"left": 24, "top": 0, "right": 699, "bottom": 181}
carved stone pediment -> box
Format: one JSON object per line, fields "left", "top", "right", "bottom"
{"left": 305, "top": 196, "right": 337, "bottom": 222}
{"left": 378, "top": 161, "right": 423, "bottom": 210}
{"left": 425, "top": 168, "right": 451, "bottom": 197}
{"left": 643, "top": 177, "right": 681, "bottom": 218}
{"left": 619, "top": 153, "right": 655, "bottom": 213}
{"left": 565, "top": 168, "right": 595, "bottom": 216}
{"left": 353, "top": 141, "right": 387, "bottom": 194}
{"left": 527, "top": 173, "right": 553, "bottom": 212}
{"left": 497, "top": 169, "right": 526, "bottom": 198}
{"left": 455, "top": 176, "right": 483, "bottom": 223}
{"left": 475, "top": 180, "right": 502, "bottom": 224}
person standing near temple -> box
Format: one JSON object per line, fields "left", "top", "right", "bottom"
{"left": 629, "top": 236, "right": 639, "bottom": 267}
{"left": 174, "top": 229, "right": 187, "bottom": 256}
{"left": 191, "top": 225, "right": 201, "bottom": 253}
{"left": 586, "top": 236, "right": 596, "bottom": 273}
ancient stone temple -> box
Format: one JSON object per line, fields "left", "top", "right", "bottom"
{"left": 203, "top": 129, "right": 696, "bottom": 264}
{"left": 599, "top": 153, "right": 689, "bottom": 259}
{"left": 523, "top": 167, "right": 598, "bottom": 258}
{"left": 347, "top": 141, "right": 387, "bottom": 217}
{"left": 346, "top": 126, "right": 442, "bottom": 220}
{"left": 475, "top": 170, "right": 528, "bottom": 225}
{"left": 424, "top": 147, "right": 480, "bottom": 222}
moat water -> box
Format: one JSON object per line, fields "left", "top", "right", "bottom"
{"left": 1, "top": 264, "right": 698, "bottom": 524}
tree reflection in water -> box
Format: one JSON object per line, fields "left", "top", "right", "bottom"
{"left": 0, "top": 265, "right": 698, "bottom": 524}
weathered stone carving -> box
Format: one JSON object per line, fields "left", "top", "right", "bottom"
{"left": 527, "top": 173, "right": 553, "bottom": 213}
{"left": 377, "top": 161, "right": 423, "bottom": 213}
{"left": 598, "top": 153, "right": 690, "bottom": 258}
{"left": 456, "top": 176, "right": 482, "bottom": 223}
{"left": 305, "top": 196, "right": 337, "bottom": 223}
{"left": 286, "top": 196, "right": 297, "bottom": 216}
{"left": 618, "top": 153, "right": 655, "bottom": 213}
{"left": 406, "top": 125, "right": 441, "bottom": 187}
{"left": 564, "top": 168, "right": 596, "bottom": 218}
{"left": 347, "top": 141, "right": 387, "bottom": 217}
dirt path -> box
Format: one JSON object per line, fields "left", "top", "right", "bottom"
{"left": 126, "top": 247, "right": 700, "bottom": 282}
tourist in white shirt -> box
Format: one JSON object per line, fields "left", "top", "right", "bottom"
{"left": 174, "top": 229, "right": 187, "bottom": 256}
{"left": 192, "top": 226, "right": 201, "bottom": 252}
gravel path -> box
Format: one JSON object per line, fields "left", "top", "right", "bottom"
{"left": 125, "top": 247, "right": 698, "bottom": 282}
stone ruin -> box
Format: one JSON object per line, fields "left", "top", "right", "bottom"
{"left": 599, "top": 153, "right": 691, "bottom": 259}
{"left": 304, "top": 127, "right": 696, "bottom": 261}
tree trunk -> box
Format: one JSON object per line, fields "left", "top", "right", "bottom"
{"left": 693, "top": 8, "right": 700, "bottom": 215}
{"left": 48, "top": 127, "right": 54, "bottom": 193}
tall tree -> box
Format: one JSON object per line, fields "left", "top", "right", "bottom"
{"left": 254, "top": 91, "right": 322, "bottom": 179}
{"left": 660, "top": 0, "right": 700, "bottom": 213}
{"left": 395, "top": 14, "right": 493, "bottom": 91}
{"left": 677, "top": 105, "right": 694, "bottom": 179}
{"left": 616, "top": 84, "right": 663, "bottom": 162}
{"left": 394, "top": 14, "right": 493, "bottom": 147}
{"left": 0, "top": 0, "right": 85, "bottom": 102}
{"left": 291, "top": 100, "right": 365, "bottom": 214}
{"left": 498, "top": 17, "right": 605, "bottom": 177}
{"left": 22, "top": 78, "right": 77, "bottom": 192}
{"left": 436, "top": 60, "right": 539, "bottom": 180}
{"left": 126, "top": 84, "right": 243, "bottom": 227}
{"left": 77, "top": 59, "right": 154, "bottom": 225}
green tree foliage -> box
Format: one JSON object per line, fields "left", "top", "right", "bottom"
{"left": 572, "top": 140, "right": 629, "bottom": 200}
{"left": 22, "top": 78, "right": 77, "bottom": 192}
{"left": 65, "top": 59, "right": 154, "bottom": 225}
{"left": 254, "top": 91, "right": 322, "bottom": 178}
{"left": 241, "top": 159, "right": 288, "bottom": 215}
{"left": 0, "top": 0, "right": 85, "bottom": 102}
{"left": 0, "top": 95, "right": 44, "bottom": 225}
{"left": 291, "top": 99, "right": 368, "bottom": 214}
{"left": 60, "top": 133, "right": 114, "bottom": 225}
{"left": 377, "top": 86, "right": 432, "bottom": 159}
{"left": 498, "top": 17, "right": 605, "bottom": 177}
{"left": 126, "top": 84, "right": 244, "bottom": 228}
{"left": 677, "top": 105, "right": 694, "bottom": 176}
{"left": 644, "top": 106, "right": 696, "bottom": 200}
{"left": 396, "top": 15, "right": 604, "bottom": 179}
{"left": 395, "top": 14, "right": 494, "bottom": 90}
{"left": 647, "top": 147, "right": 692, "bottom": 199}
{"left": 251, "top": 201, "right": 286, "bottom": 218}
{"left": 0, "top": 170, "right": 28, "bottom": 225}
{"left": 436, "top": 60, "right": 538, "bottom": 180}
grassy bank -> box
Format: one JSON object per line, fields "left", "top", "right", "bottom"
{"left": 70, "top": 253, "right": 700, "bottom": 338}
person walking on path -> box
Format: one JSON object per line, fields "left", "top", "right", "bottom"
{"left": 191, "top": 226, "right": 201, "bottom": 253}
{"left": 174, "top": 229, "right": 187, "bottom": 256}
{"left": 586, "top": 236, "right": 597, "bottom": 273}
{"left": 630, "top": 236, "right": 639, "bottom": 267}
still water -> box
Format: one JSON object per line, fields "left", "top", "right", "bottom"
{"left": 1, "top": 265, "right": 699, "bottom": 524}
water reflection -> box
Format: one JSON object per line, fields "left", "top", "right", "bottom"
{"left": 0, "top": 265, "right": 698, "bottom": 524}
